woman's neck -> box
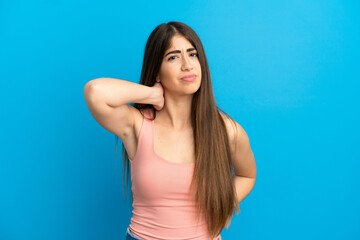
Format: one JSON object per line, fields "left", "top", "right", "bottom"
{"left": 156, "top": 94, "right": 193, "bottom": 130}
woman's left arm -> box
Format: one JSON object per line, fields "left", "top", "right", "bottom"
{"left": 229, "top": 121, "right": 257, "bottom": 205}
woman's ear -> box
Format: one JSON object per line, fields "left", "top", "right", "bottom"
{"left": 156, "top": 76, "right": 160, "bottom": 83}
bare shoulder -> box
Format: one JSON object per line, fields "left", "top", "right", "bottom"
{"left": 219, "top": 111, "right": 256, "bottom": 178}
{"left": 219, "top": 112, "right": 248, "bottom": 146}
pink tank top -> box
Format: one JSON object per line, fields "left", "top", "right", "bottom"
{"left": 128, "top": 108, "right": 221, "bottom": 240}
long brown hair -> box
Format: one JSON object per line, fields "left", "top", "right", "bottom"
{"left": 116, "top": 21, "right": 240, "bottom": 238}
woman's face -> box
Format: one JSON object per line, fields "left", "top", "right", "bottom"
{"left": 156, "top": 34, "right": 202, "bottom": 96}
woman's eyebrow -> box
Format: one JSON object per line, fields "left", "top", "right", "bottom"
{"left": 165, "top": 48, "right": 196, "bottom": 57}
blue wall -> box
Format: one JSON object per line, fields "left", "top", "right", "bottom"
{"left": 1, "top": 0, "right": 359, "bottom": 239}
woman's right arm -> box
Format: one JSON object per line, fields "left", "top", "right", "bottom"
{"left": 83, "top": 77, "right": 163, "bottom": 139}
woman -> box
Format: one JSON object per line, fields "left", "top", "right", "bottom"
{"left": 83, "top": 21, "right": 256, "bottom": 240}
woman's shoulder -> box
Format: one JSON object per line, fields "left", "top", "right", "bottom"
{"left": 219, "top": 111, "right": 245, "bottom": 145}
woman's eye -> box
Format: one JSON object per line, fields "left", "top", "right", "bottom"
{"left": 167, "top": 53, "right": 198, "bottom": 61}
{"left": 168, "top": 56, "right": 177, "bottom": 61}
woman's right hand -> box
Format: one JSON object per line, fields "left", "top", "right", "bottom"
{"left": 152, "top": 82, "right": 164, "bottom": 111}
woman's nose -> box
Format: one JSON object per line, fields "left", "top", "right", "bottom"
{"left": 181, "top": 54, "right": 193, "bottom": 70}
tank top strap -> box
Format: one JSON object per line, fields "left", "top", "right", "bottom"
{"left": 141, "top": 108, "right": 154, "bottom": 120}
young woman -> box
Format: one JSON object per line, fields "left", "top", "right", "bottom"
{"left": 83, "top": 21, "right": 256, "bottom": 240}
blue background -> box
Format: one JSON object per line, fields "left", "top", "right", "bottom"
{"left": 1, "top": 0, "right": 359, "bottom": 239}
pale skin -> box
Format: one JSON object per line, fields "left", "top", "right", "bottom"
{"left": 130, "top": 35, "right": 257, "bottom": 227}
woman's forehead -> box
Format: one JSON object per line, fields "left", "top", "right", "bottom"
{"left": 168, "top": 35, "right": 194, "bottom": 50}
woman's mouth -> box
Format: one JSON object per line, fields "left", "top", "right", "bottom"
{"left": 181, "top": 74, "right": 196, "bottom": 81}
